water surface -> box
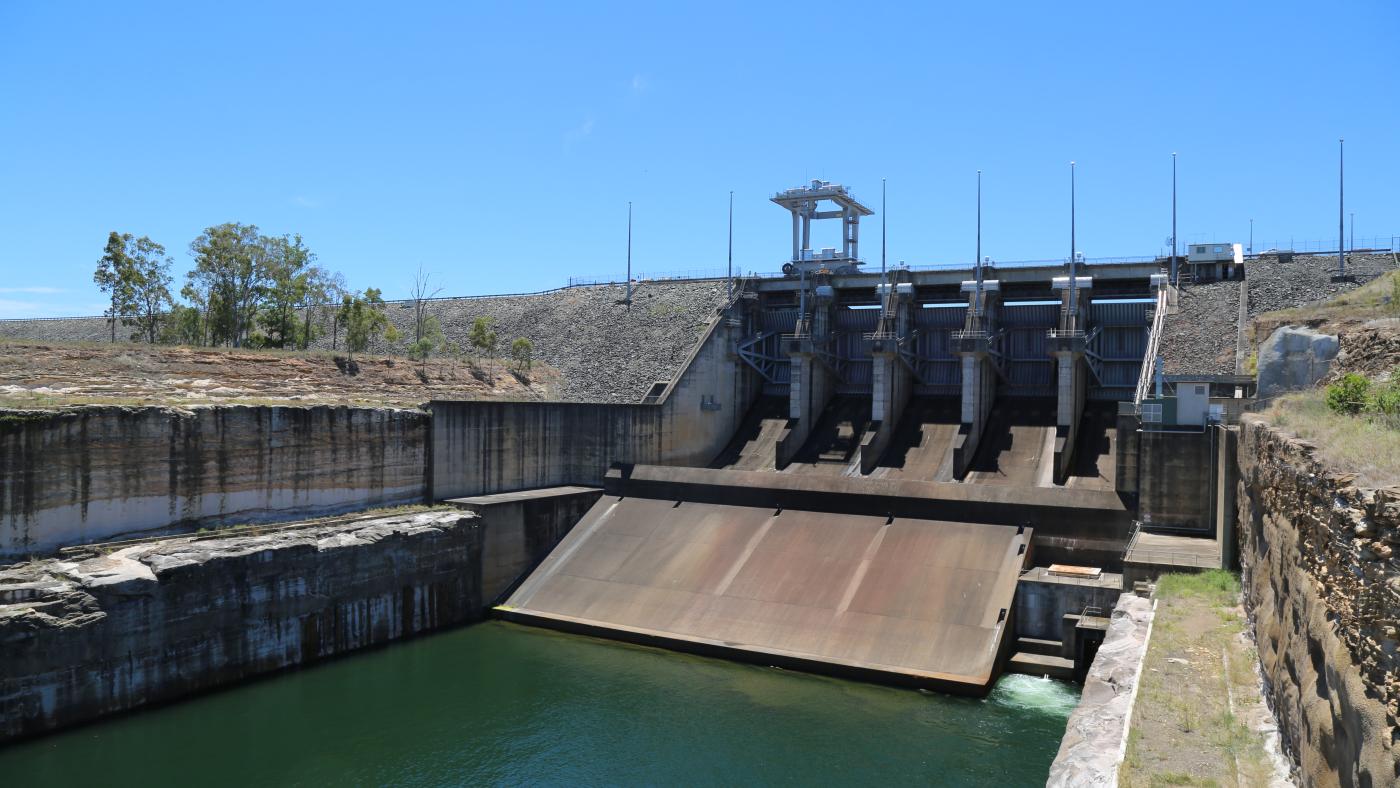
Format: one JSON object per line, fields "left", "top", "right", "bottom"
{"left": 0, "top": 622, "right": 1077, "bottom": 786}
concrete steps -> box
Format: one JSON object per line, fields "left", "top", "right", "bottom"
{"left": 1007, "top": 651, "right": 1076, "bottom": 681}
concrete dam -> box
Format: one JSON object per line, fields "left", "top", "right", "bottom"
{"left": 8, "top": 183, "right": 1397, "bottom": 783}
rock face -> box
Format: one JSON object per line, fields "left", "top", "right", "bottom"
{"left": 1046, "top": 593, "right": 1154, "bottom": 787}
{"left": 1237, "top": 417, "right": 1400, "bottom": 786}
{"left": 1256, "top": 325, "right": 1340, "bottom": 400}
{"left": 0, "top": 510, "right": 481, "bottom": 742}
{"left": 1, "top": 405, "right": 428, "bottom": 556}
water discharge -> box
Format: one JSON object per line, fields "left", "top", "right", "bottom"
{"left": 0, "top": 622, "right": 1077, "bottom": 786}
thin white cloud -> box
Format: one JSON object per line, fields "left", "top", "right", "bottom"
{"left": 564, "top": 116, "right": 596, "bottom": 148}
{"left": 630, "top": 74, "right": 648, "bottom": 94}
{"left": 0, "top": 286, "right": 64, "bottom": 294}
{"left": 293, "top": 195, "right": 320, "bottom": 208}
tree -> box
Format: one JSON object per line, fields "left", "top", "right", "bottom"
{"left": 93, "top": 232, "right": 137, "bottom": 342}
{"left": 299, "top": 267, "right": 345, "bottom": 350}
{"left": 407, "top": 314, "right": 444, "bottom": 364}
{"left": 127, "top": 236, "right": 174, "bottom": 343}
{"left": 187, "top": 223, "right": 267, "bottom": 347}
{"left": 257, "top": 234, "right": 316, "bottom": 348}
{"left": 468, "top": 316, "right": 498, "bottom": 361}
{"left": 510, "top": 337, "right": 534, "bottom": 371}
{"left": 94, "top": 232, "right": 173, "bottom": 343}
{"left": 337, "top": 287, "right": 397, "bottom": 359}
{"left": 409, "top": 266, "right": 443, "bottom": 345}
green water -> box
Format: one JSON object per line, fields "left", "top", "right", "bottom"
{"left": 0, "top": 623, "right": 1077, "bottom": 786}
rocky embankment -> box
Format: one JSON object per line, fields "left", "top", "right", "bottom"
{"left": 1162, "top": 253, "right": 1397, "bottom": 377}
{"left": 0, "top": 509, "right": 479, "bottom": 742}
{"left": 1047, "top": 593, "right": 1154, "bottom": 786}
{"left": 1237, "top": 416, "right": 1400, "bottom": 785}
{"left": 0, "top": 279, "right": 729, "bottom": 403}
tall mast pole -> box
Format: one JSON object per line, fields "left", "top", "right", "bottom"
{"left": 727, "top": 191, "right": 733, "bottom": 302}
{"left": 1070, "top": 161, "right": 1077, "bottom": 318}
{"left": 881, "top": 177, "right": 887, "bottom": 277}
{"left": 1339, "top": 138, "right": 1346, "bottom": 277}
{"left": 976, "top": 170, "right": 983, "bottom": 300}
{"left": 1171, "top": 152, "right": 1178, "bottom": 285}
{"left": 626, "top": 201, "right": 633, "bottom": 304}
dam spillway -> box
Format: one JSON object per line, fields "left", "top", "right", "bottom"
{"left": 498, "top": 484, "right": 1032, "bottom": 694}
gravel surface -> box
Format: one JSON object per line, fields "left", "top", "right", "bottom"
{"left": 1246, "top": 253, "right": 1395, "bottom": 317}
{"left": 1162, "top": 280, "right": 1241, "bottom": 375}
{"left": 0, "top": 280, "right": 729, "bottom": 403}
{"left": 1161, "top": 253, "right": 1399, "bottom": 376}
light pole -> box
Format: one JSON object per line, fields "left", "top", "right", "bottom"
{"left": 976, "top": 170, "right": 983, "bottom": 296}
{"left": 1338, "top": 139, "right": 1345, "bottom": 277}
{"left": 1350, "top": 212, "right": 1354, "bottom": 255}
{"left": 1070, "top": 161, "right": 1078, "bottom": 317}
{"left": 881, "top": 178, "right": 887, "bottom": 277}
{"left": 1249, "top": 218, "right": 1253, "bottom": 254}
{"left": 726, "top": 191, "right": 733, "bottom": 302}
{"left": 1171, "top": 152, "right": 1178, "bottom": 285}
{"left": 626, "top": 201, "right": 633, "bottom": 304}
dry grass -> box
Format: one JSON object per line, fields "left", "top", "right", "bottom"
{"left": 1266, "top": 390, "right": 1400, "bottom": 486}
{"left": 1255, "top": 268, "right": 1400, "bottom": 326}
{"left": 1120, "top": 571, "right": 1276, "bottom": 788}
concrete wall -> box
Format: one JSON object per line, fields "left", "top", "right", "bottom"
{"left": 1, "top": 405, "right": 428, "bottom": 557}
{"left": 1137, "top": 427, "right": 1217, "bottom": 533}
{"left": 446, "top": 487, "right": 603, "bottom": 604}
{"left": 1015, "top": 568, "right": 1122, "bottom": 642}
{"left": 1236, "top": 417, "right": 1400, "bottom": 786}
{"left": 0, "top": 511, "right": 477, "bottom": 741}
{"left": 431, "top": 311, "right": 757, "bottom": 499}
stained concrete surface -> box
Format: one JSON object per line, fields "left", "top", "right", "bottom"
{"left": 869, "top": 397, "right": 960, "bottom": 482}
{"left": 501, "top": 495, "right": 1031, "bottom": 693}
{"left": 964, "top": 398, "right": 1058, "bottom": 487}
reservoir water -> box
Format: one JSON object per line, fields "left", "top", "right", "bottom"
{"left": 0, "top": 622, "right": 1077, "bottom": 786}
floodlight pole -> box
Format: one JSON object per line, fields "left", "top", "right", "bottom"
{"left": 727, "top": 191, "right": 733, "bottom": 302}
{"left": 1069, "top": 161, "right": 1078, "bottom": 318}
{"left": 1171, "top": 152, "right": 1178, "bottom": 285}
{"left": 1249, "top": 218, "right": 1253, "bottom": 254}
{"left": 975, "top": 170, "right": 983, "bottom": 300}
{"left": 626, "top": 201, "right": 633, "bottom": 304}
{"left": 1338, "top": 139, "right": 1345, "bottom": 277}
{"left": 881, "top": 178, "right": 887, "bottom": 278}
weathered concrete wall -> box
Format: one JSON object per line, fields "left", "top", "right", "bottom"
{"left": 1, "top": 405, "right": 428, "bottom": 557}
{"left": 0, "top": 510, "right": 479, "bottom": 742}
{"left": 431, "top": 310, "right": 758, "bottom": 499}
{"left": 1015, "top": 567, "right": 1123, "bottom": 642}
{"left": 1236, "top": 416, "right": 1400, "bottom": 786}
{"left": 1137, "top": 427, "right": 1217, "bottom": 533}
{"left": 445, "top": 487, "right": 603, "bottom": 604}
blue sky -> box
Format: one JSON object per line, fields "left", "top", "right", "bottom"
{"left": 1, "top": 1, "right": 1396, "bottom": 317}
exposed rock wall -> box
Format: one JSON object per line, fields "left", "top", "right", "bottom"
{"left": 0, "top": 510, "right": 481, "bottom": 742}
{"left": 1, "top": 405, "right": 428, "bottom": 556}
{"left": 1237, "top": 416, "right": 1400, "bottom": 786}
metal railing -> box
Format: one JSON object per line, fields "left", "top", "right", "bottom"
{"left": 1133, "top": 289, "right": 1168, "bottom": 407}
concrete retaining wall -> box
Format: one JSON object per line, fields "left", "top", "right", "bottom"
{"left": 1, "top": 405, "right": 428, "bottom": 557}
{"left": 430, "top": 311, "right": 757, "bottom": 499}
{"left": 1137, "top": 427, "right": 1217, "bottom": 533}
{"left": 1236, "top": 417, "right": 1400, "bottom": 786}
